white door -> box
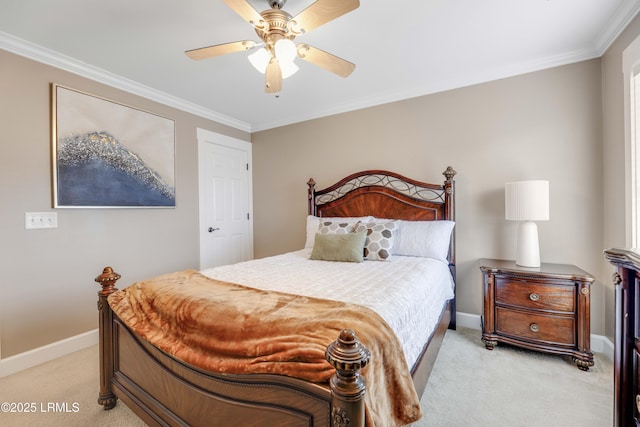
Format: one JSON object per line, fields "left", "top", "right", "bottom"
{"left": 198, "top": 129, "right": 253, "bottom": 270}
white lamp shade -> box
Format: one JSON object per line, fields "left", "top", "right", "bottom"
{"left": 275, "top": 39, "right": 296, "bottom": 63}
{"left": 505, "top": 180, "right": 549, "bottom": 221}
{"left": 275, "top": 39, "right": 299, "bottom": 79}
{"left": 280, "top": 60, "right": 299, "bottom": 79}
{"left": 505, "top": 180, "right": 549, "bottom": 268}
{"left": 248, "top": 43, "right": 299, "bottom": 79}
{"left": 248, "top": 47, "right": 270, "bottom": 74}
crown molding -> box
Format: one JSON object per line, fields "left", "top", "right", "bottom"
{"left": 0, "top": 31, "right": 252, "bottom": 133}
{"left": 596, "top": 0, "right": 640, "bottom": 55}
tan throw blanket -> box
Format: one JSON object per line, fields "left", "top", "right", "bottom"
{"left": 108, "top": 270, "right": 422, "bottom": 426}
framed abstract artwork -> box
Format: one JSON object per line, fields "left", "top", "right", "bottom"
{"left": 51, "top": 84, "right": 176, "bottom": 208}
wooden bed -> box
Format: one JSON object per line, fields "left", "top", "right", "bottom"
{"left": 94, "top": 167, "right": 457, "bottom": 427}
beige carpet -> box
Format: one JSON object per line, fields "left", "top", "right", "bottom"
{"left": 0, "top": 327, "right": 612, "bottom": 426}
{"left": 414, "top": 327, "right": 613, "bottom": 427}
{"left": 0, "top": 344, "right": 145, "bottom": 427}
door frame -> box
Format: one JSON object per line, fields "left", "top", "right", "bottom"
{"left": 197, "top": 128, "right": 253, "bottom": 269}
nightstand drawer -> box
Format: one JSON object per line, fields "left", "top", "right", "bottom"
{"left": 495, "top": 278, "right": 575, "bottom": 313}
{"left": 495, "top": 307, "right": 575, "bottom": 345}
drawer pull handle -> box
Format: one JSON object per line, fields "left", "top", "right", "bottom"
{"left": 636, "top": 395, "right": 640, "bottom": 414}
{"left": 530, "top": 323, "right": 540, "bottom": 333}
{"left": 529, "top": 293, "right": 540, "bottom": 302}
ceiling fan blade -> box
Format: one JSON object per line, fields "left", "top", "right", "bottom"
{"left": 296, "top": 44, "right": 355, "bottom": 77}
{"left": 289, "top": 0, "right": 359, "bottom": 34}
{"left": 185, "top": 41, "right": 256, "bottom": 60}
{"left": 265, "top": 57, "right": 283, "bottom": 93}
{"left": 223, "top": 0, "right": 266, "bottom": 29}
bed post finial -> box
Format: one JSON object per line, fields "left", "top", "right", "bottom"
{"left": 307, "top": 178, "right": 317, "bottom": 216}
{"left": 94, "top": 267, "right": 121, "bottom": 410}
{"left": 443, "top": 166, "right": 457, "bottom": 182}
{"left": 96, "top": 266, "right": 121, "bottom": 296}
{"left": 441, "top": 166, "right": 456, "bottom": 220}
{"left": 325, "top": 329, "right": 371, "bottom": 427}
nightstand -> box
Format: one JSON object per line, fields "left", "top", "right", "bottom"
{"left": 480, "top": 259, "right": 594, "bottom": 370}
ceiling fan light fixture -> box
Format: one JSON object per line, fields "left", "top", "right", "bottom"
{"left": 280, "top": 60, "right": 299, "bottom": 79}
{"left": 275, "top": 38, "right": 298, "bottom": 78}
{"left": 188, "top": 0, "right": 361, "bottom": 93}
{"left": 248, "top": 47, "right": 270, "bottom": 73}
{"left": 275, "top": 38, "right": 296, "bottom": 63}
{"left": 249, "top": 41, "right": 298, "bottom": 79}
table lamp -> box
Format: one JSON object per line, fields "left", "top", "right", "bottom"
{"left": 505, "top": 180, "right": 549, "bottom": 267}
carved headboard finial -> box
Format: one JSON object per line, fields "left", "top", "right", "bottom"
{"left": 307, "top": 178, "right": 317, "bottom": 215}
{"left": 443, "top": 166, "right": 457, "bottom": 181}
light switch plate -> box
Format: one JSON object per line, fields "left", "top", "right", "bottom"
{"left": 25, "top": 212, "right": 58, "bottom": 229}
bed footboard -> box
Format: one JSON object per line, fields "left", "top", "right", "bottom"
{"left": 94, "top": 267, "right": 370, "bottom": 427}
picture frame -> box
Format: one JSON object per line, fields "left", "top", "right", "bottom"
{"left": 51, "top": 84, "right": 176, "bottom": 208}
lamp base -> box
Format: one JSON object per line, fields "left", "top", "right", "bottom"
{"left": 515, "top": 221, "right": 541, "bottom": 268}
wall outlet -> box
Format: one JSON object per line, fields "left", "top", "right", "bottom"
{"left": 25, "top": 212, "right": 58, "bottom": 229}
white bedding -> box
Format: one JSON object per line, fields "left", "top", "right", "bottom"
{"left": 201, "top": 249, "right": 455, "bottom": 367}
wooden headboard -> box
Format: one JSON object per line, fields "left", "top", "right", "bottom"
{"left": 308, "top": 167, "right": 456, "bottom": 255}
{"left": 308, "top": 167, "right": 455, "bottom": 220}
{"left": 307, "top": 167, "right": 457, "bottom": 326}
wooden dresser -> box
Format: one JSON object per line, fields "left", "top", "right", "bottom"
{"left": 604, "top": 248, "right": 640, "bottom": 427}
{"left": 480, "top": 259, "right": 594, "bottom": 370}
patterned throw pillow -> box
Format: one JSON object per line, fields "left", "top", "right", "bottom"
{"left": 318, "top": 220, "right": 357, "bottom": 235}
{"left": 355, "top": 221, "right": 397, "bottom": 261}
{"left": 305, "top": 216, "right": 375, "bottom": 249}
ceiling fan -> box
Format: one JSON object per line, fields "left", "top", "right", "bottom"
{"left": 185, "top": 0, "right": 360, "bottom": 94}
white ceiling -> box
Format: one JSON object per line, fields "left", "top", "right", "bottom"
{"left": 1, "top": 0, "right": 639, "bottom": 132}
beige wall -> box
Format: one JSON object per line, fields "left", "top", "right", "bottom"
{"left": 0, "top": 49, "right": 250, "bottom": 358}
{"left": 252, "top": 59, "right": 606, "bottom": 334}
{"left": 601, "top": 14, "right": 640, "bottom": 338}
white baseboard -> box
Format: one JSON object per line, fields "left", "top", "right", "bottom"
{"left": 0, "top": 329, "right": 98, "bottom": 378}
{"left": 456, "top": 311, "right": 483, "bottom": 330}
{"left": 594, "top": 335, "right": 615, "bottom": 362}
{"left": 455, "top": 312, "right": 614, "bottom": 362}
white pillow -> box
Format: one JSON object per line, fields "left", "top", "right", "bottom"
{"left": 304, "top": 215, "right": 374, "bottom": 249}
{"left": 393, "top": 220, "right": 455, "bottom": 261}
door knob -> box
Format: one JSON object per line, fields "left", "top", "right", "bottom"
{"left": 208, "top": 227, "right": 220, "bottom": 233}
